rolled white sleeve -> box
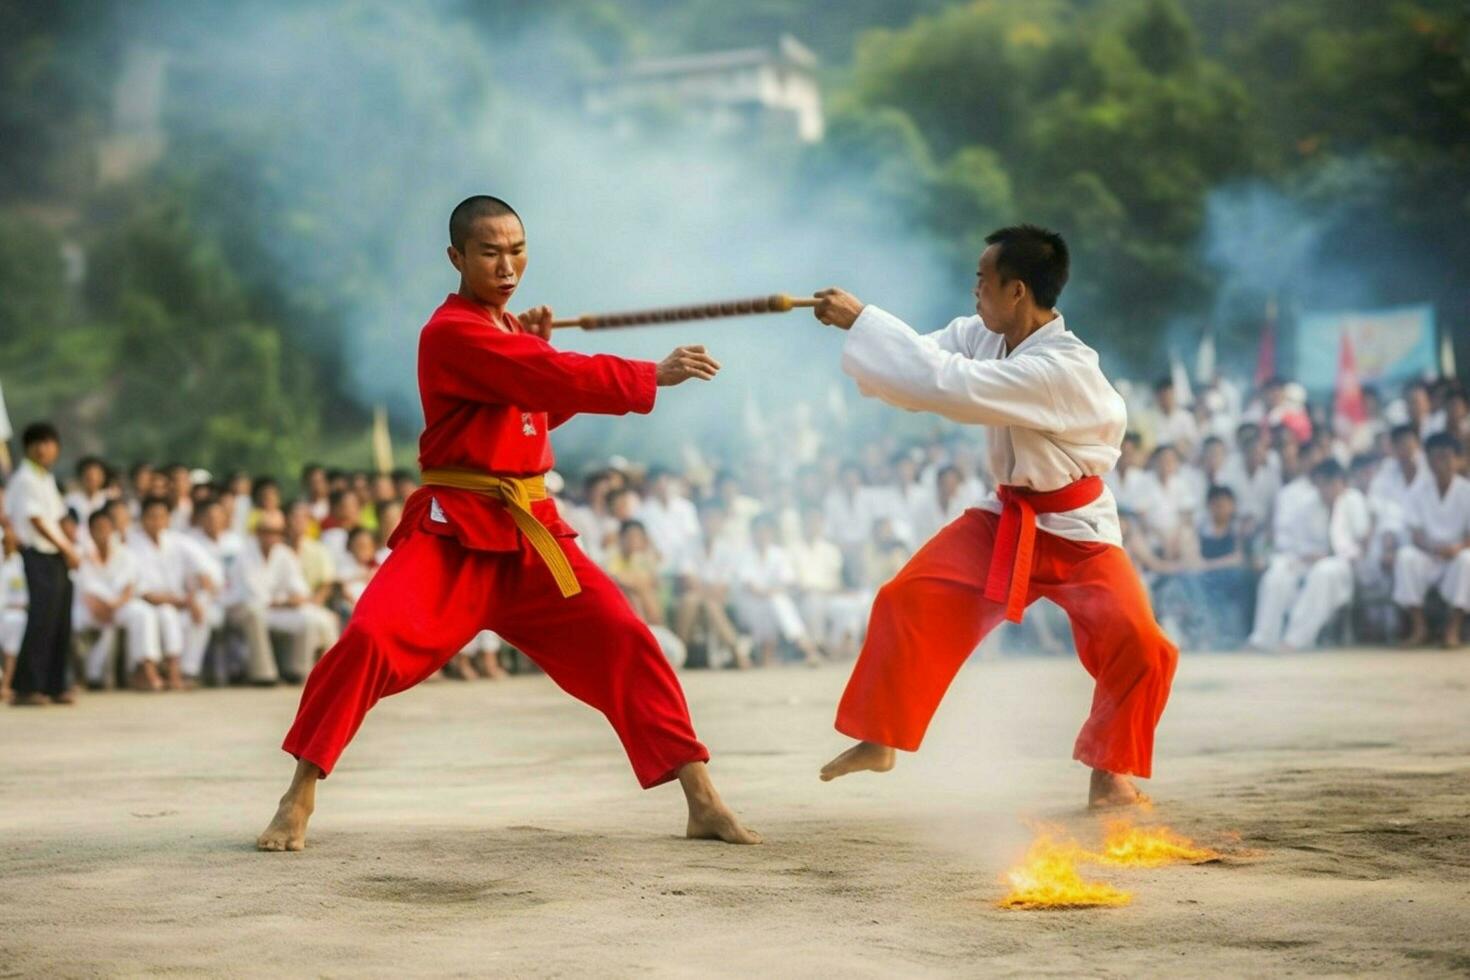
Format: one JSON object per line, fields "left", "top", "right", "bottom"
{"left": 840, "top": 305, "right": 1061, "bottom": 431}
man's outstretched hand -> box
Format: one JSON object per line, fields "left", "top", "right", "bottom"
{"left": 518, "top": 306, "right": 555, "bottom": 340}
{"left": 656, "top": 345, "right": 721, "bottom": 386}
{"left": 813, "top": 287, "right": 864, "bottom": 330}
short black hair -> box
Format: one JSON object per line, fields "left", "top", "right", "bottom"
{"left": 87, "top": 508, "right": 113, "bottom": 531}
{"left": 140, "top": 495, "right": 171, "bottom": 515}
{"left": 1389, "top": 423, "right": 1420, "bottom": 444}
{"left": 1349, "top": 453, "right": 1379, "bottom": 474}
{"left": 618, "top": 519, "right": 646, "bottom": 537}
{"left": 1122, "top": 431, "right": 1143, "bottom": 449}
{"left": 21, "top": 422, "right": 59, "bottom": 448}
{"left": 1205, "top": 484, "right": 1235, "bottom": 503}
{"left": 983, "top": 224, "right": 1069, "bottom": 308}
{"left": 251, "top": 476, "right": 279, "bottom": 503}
{"left": 1311, "top": 459, "right": 1346, "bottom": 483}
{"left": 1425, "top": 431, "right": 1462, "bottom": 455}
{"left": 1153, "top": 376, "right": 1174, "bottom": 393}
{"left": 449, "top": 195, "right": 521, "bottom": 251}
{"left": 75, "top": 455, "right": 107, "bottom": 478}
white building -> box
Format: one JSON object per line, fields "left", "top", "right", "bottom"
{"left": 583, "top": 35, "right": 824, "bottom": 144}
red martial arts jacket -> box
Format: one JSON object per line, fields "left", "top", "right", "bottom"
{"left": 390, "top": 293, "right": 657, "bottom": 553}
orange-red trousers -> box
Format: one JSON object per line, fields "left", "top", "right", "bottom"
{"left": 282, "top": 530, "right": 709, "bottom": 787}
{"left": 835, "top": 509, "right": 1178, "bottom": 778}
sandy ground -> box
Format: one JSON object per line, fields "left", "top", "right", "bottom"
{"left": 2, "top": 649, "right": 1468, "bottom": 978}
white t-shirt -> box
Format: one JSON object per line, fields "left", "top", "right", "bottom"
{"left": 6, "top": 459, "right": 66, "bottom": 553}
{"left": 789, "top": 537, "right": 845, "bottom": 592}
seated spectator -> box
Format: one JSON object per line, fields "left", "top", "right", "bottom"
{"left": 131, "top": 497, "right": 216, "bottom": 689}
{"left": 636, "top": 466, "right": 702, "bottom": 577}
{"left": 606, "top": 520, "right": 665, "bottom": 626}
{"left": 673, "top": 502, "right": 752, "bottom": 670}
{"left": 1393, "top": 432, "right": 1470, "bottom": 647}
{"left": 65, "top": 456, "right": 112, "bottom": 525}
{"left": 1247, "top": 457, "right": 1333, "bottom": 651}
{"left": 75, "top": 509, "right": 164, "bottom": 691}
{"left": 790, "top": 504, "right": 868, "bottom": 660}
{"left": 337, "top": 526, "right": 380, "bottom": 609}
{"left": 605, "top": 520, "right": 686, "bottom": 667}
{"left": 1278, "top": 460, "right": 1372, "bottom": 650}
{"left": 249, "top": 476, "right": 283, "bottom": 532}
{"left": 226, "top": 509, "right": 339, "bottom": 683}
{"left": 734, "top": 514, "right": 822, "bottom": 667}
{"left": 861, "top": 517, "right": 911, "bottom": 589}
{"left": 1220, "top": 423, "right": 1277, "bottom": 539}
{"left": 285, "top": 501, "right": 336, "bottom": 613}
{"left": 911, "top": 464, "right": 981, "bottom": 543}
{"left": 165, "top": 463, "right": 194, "bottom": 531}
{"left": 301, "top": 464, "right": 331, "bottom": 525}
{"left": 319, "top": 488, "right": 362, "bottom": 571}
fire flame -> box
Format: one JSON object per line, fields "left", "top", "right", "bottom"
{"left": 1095, "top": 820, "right": 1219, "bottom": 868}
{"left": 998, "top": 820, "right": 1219, "bottom": 910}
{"left": 997, "top": 831, "right": 1131, "bottom": 910}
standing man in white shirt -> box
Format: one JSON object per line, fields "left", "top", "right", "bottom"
{"left": 810, "top": 225, "right": 1177, "bottom": 808}
{"left": 4, "top": 423, "right": 81, "bottom": 705}
{"left": 1393, "top": 432, "right": 1470, "bottom": 647}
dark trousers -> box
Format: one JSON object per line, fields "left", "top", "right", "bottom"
{"left": 13, "top": 549, "right": 72, "bottom": 697}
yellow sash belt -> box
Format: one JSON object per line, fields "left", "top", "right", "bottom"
{"left": 420, "top": 468, "right": 580, "bottom": 598}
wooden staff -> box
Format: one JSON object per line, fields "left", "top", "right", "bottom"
{"left": 552, "top": 293, "right": 818, "bottom": 331}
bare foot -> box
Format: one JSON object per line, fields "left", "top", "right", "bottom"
{"left": 11, "top": 692, "right": 48, "bottom": 706}
{"left": 678, "top": 761, "right": 761, "bottom": 845}
{"left": 1088, "top": 769, "right": 1151, "bottom": 809}
{"left": 446, "top": 655, "right": 476, "bottom": 681}
{"left": 819, "top": 740, "right": 895, "bottom": 782}
{"left": 1400, "top": 610, "right": 1427, "bottom": 648}
{"left": 1443, "top": 611, "right": 1463, "bottom": 649}
{"left": 164, "top": 656, "right": 185, "bottom": 690}
{"left": 131, "top": 661, "right": 164, "bottom": 692}
{"left": 257, "top": 759, "right": 319, "bottom": 852}
{"left": 53, "top": 688, "right": 78, "bottom": 705}
{"left": 256, "top": 797, "right": 312, "bottom": 852}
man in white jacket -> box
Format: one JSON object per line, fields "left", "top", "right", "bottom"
{"left": 811, "top": 224, "right": 1177, "bottom": 809}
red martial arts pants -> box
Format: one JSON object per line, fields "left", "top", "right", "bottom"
{"left": 282, "top": 530, "right": 709, "bottom": 787}
{"left": 835, "top": 509, "right": 1178, "bottom": 778}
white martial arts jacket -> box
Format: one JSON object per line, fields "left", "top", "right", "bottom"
{"left": 841, "top": 307, "right": 1127, "bottom": 545}
{"left": 1403, "top": 475, "right": 1470, "bottom": 551}
{"left": 228, "top": 538, "right": 310, "bottom": 608}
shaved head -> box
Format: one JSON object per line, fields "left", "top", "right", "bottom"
{"left": 449, "top": 195, "right": 521, "bottom": 251}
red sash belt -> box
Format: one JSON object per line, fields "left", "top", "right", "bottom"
{"left": 983, "top": 475, "right": 1104, "bottom": 624}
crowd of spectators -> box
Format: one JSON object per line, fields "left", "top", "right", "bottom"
{"left": 2, "top": 367, "right": 1468, "bottom": 705}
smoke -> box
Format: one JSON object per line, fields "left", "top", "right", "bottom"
{"left": 1194, "top": 162, "right": 1405, "bottom": 379}
{"left": 139, "top": 0, "right": 960, "bottom": 469}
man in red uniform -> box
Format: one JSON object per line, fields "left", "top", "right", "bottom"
{"left": 257, "top": 196, "right": 760, "bottom": 850}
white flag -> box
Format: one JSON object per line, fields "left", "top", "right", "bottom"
{"left": 1195, "top": 329, "right": 1216, "bottom": 384}
{"left": 1170, "top": 353, "right": 1194, "bottom": 408}
{"left": 0, "top": 381, "right": 12, "bottom": 441}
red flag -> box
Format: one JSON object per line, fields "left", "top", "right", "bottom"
{"left": 1254, "top": 297, "right": 1277, "bottom": 387}
{"left": 1335, "top": 331, "right": 1366, "bottom": 427}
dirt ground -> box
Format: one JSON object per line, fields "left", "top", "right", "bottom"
{"left": 2, "top": 649, "right": 1468, "bottom": 978}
